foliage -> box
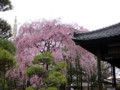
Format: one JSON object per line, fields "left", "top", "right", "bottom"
{"left": 0, "top": 19, "right": 12, "bottom": 39}
{"left": 26, "top": 86, "right": 34, "bottom": 90}
{"left": 89, "top": 74, "right": 98, "bottom": 87}
{"left": 0, "top": 48, "right": 16, "bottom": 73}
{"left": 0, "top": 0, "right": 15, "bottom": 89}
{"left": 32, "top": 52, "right": 54, "bottom": 65}
{"left": 51, "top": 62, "right": 67, "bottom": 72}
{"left": 0, "top": 78, "right": 14, "bottom": 89}
{"left": 11, "top": 19, "right": 96, "bottom": 86}
{"left": 101, "top": 62, "right": 111, "bottom": 81}
{"left": 0, "top": 39, "right": 17, "bottom": 89}
{"left": 44, "top": 71, "right": 67, "bottom": 86}
{"left": 0, "top": 0, "right": 12, "bottom": 39}
{"left": 26, "top": 65, "right": 47, "bottom": 78}
{"left": 66, "top": 54, "right": 85, "bottom": 90}
{"left": 0, "top": 39, "right": 16, "bottom": 55}
{"left": 88, "top": 61, "right": 111, "bottom": 88}
{"left": 41, "top": 87, "right": 57, "bottom": 90}
{"left": 0, "top": 0, "right": 12, "bottom": 11}
{"left": 26, "top": 52, "right": 67, "bottom": 89}
{"left": 0, "top": 78, "right": 4, "bottom": 87}
{"left": 0, "top": 48, "right": 16, "bottom": 90}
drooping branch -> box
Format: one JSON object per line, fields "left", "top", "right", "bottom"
{"left": 10, "top": 19, "right": 97, "bottom": 86}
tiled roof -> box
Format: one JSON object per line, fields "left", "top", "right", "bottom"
{"left": 71, "top": 23, "right": 120, "bottom": 40}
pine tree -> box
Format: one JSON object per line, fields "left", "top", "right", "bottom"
{"left": 0, "top": 18, "right": 12, "bottom": 39}
{"left": 0, "top": 0, "right": 12, "bottom": 11}
{"left": 0, "top": 0, "right": 12, "bottom": 39}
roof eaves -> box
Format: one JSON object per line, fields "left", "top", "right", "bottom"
{"left": 71, "top": 33, "right": 120, "bottom": 41}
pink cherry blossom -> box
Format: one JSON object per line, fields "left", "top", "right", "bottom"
{"left": 8, "top": 19, "right": 96, "bottom": 86}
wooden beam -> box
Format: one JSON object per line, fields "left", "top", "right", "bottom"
{"left": 108, "top": 42, "right": 120, "bottom": 47}
{"left": 111, "top": 65, "right": 116, "bottom": 87}
{"left": 97, "top": 49, "right": 102, "bottom": 90}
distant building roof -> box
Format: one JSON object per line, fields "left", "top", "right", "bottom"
{"left": 71, "top": 23, "right": 120, "bottom": 40}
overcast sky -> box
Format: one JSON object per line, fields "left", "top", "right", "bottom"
{"left": 0, "top": 0, "right": 120, "bottom": 31}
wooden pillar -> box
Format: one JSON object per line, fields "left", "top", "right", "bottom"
{"left": 111, "top": 65, "right": 116, "bottom": 87}
{"left": 97, "top": 49, "right": 102, "bottom": 90}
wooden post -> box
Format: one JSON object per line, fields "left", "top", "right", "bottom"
{"left": 97, "top": 49, "right": 102, "bottom": 90}
{"left": 111, "top": 65, "right": 116, "bottom": 87}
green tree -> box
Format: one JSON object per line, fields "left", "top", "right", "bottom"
{"left": 44, "top": 62, "right": 67, "bottom": 87}
{"left": 0, "top": 1, "right": 15, "bottom": 89}
{"left": 0, "top": 19, "right": 12, "bottom": 39}
{"left": 88, "top": 61, "right": 111, "bottom": 90}
{"left": 0, "top": 39, "right": 16, "bottom": 90}
{"left": 44, "top": 71, "right": 67, "bottom": 87}
{"left": 26, "top": 65, "right": 47, "bottom": 78}
{"left": 0, "top": 0, "right": 13, "bottom": 39}
{"left": 0, "top": 48, "right": 17, "bottom": 90}
{"left": 0, "top": 39, "right": 16, "bottom": 55}
{"left": 0, "top": 0, "right": 12, "bottom": 11}
{"left": 32, "top": 52, "right": 54, "bottom": 65}
{"left": 26, "top": 52, "right": 67, "bottom": 90}
{"left": 66, "top": 53, "right": 84, "bottom": 90}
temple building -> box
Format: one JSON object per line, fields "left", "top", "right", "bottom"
{"left": 71, "top": 23, "right": 120, "bottom": 90}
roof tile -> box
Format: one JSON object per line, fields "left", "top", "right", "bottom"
{"left": 72, "top": 23, "right": 120, "bottom": 40}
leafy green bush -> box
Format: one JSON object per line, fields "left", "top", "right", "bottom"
{"left": 0, "top": 48, "right": 17, "bottom": 72}
{"left": 26, "top": 86, "right": 34, "bottom": 90}
{"left": 26, "top": 52, "right": 67, "bottom": 89}
{"left": 26, "top": 65, "right": 47, "bottom": 77}
{"left": 51, "top": 62, "right": 67, "bottom": 71}
{"left": 42, "top": 87, "right": 57, "bottom": 90}
{"left": 0, "top": 39, "right": 16, "bottom": 55}
{"left": 44, "top": 71, "right": 67, "bottom": 86}
{"left": 32, "top": 52, "right": 54, "bottom": 65}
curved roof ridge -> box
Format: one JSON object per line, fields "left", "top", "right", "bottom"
{"left": 76, "top": 22, "right": 120, "bottom": 35}
{"left": 73, "top": 22, "right": 120, "bottom": 40}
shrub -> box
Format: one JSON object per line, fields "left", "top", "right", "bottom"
{"left": 26, "top": 86, "right": 34, "bottom": 90}
{"left": 42, "top": 87, "right": 57, "bottom": 90}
